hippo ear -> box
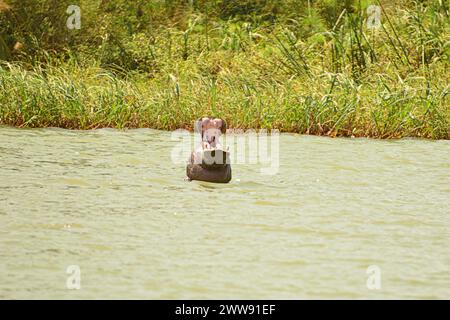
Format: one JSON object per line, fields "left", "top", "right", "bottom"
{"left": 218, "top": 119, "right": 227, "bottom": 134}
{"left": 196, "top": 117, "right": 210, "bottom": 136}
{"left": 195, "top": 118, "right": 203, "bottom": 134}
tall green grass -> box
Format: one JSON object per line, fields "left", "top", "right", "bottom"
{"left": 0, "top": 0, "right": 449, "bottom": 139}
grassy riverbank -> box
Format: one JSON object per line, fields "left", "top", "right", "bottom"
{"left": 0, "top": 1, "right": 449, "bottom": 138}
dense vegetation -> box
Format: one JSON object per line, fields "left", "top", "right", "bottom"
{"left": 0, "top": 0, "right": 449, "bottom": 138}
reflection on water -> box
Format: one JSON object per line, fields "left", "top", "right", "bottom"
{"left": 0, "top": 127, "right": 449, "bottom": 299}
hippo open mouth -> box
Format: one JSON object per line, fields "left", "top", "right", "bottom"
{"left": 201, "top": 149, "right": 230, "bottom": 168}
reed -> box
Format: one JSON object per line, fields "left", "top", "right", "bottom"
{"left": 0, "top": 0, "right": 448, "bottom": 139}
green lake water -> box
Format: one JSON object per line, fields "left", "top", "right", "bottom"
{"left": 0, "top": 127, "right": 449, "bottom": 299}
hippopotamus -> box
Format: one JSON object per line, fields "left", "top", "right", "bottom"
{"left": 186, "top": 117, "right": 232, "bottom": 183}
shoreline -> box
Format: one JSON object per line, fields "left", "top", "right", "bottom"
{"left": 0, "top": 124, "right": 448, "bottom": 141}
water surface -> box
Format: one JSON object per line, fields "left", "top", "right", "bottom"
{"left": 0, "top": 127, "right": 449, "bottom": 299}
